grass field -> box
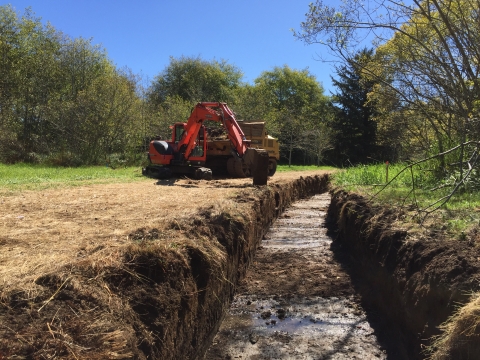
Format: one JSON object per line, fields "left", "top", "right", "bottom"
{"left": 277, "top": 164, "right": 336, "bottom": 172}
{"left": 0, "top": 163, "right": 333, "bottom": 192}
{"left": 0, "top": 163, "right": 146, "bottom": 192}
{"left": 331, "top": 163, "right": 480, "bottom": 239}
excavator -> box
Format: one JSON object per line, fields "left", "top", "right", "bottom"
{"left": 143, "top": 102, "right": 269, "bottom": 184}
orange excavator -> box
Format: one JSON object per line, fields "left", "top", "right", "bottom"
{"left": 143, "top": 102, "right": 269, "bottom": 183}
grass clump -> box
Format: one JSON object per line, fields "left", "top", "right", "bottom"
{"left": 331, "top": 163, "right": 480, "bottom": 238}
{"left": 428, "top": 292, "right": 480, "bottom": 360}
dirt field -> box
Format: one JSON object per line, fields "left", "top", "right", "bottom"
{"left": 3, "top": 170, "right": 479, "bottom": 359}
{"left": 0, "top": 171, "right": 326, "bottom": 295}
{"left": 0, "top": 170, "right": 330, "bottom": 359}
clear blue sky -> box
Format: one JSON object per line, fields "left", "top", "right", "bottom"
{"left": 7, "top": 0, "right": 337, "bottom": 93}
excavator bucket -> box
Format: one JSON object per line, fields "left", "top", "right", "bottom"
{"left": 243, "top": 148, "right": 269, "bottom": 185}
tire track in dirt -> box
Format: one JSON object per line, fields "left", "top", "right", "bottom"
{"left": 205, "top": 193, "right": 387, "bottom": 359}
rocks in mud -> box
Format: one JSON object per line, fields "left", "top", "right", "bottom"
{"left": 276, "top": 308, "right": 286, "bottom": 319}
{"left": 260, "top": 310, "right": 271, "bottom": 319}
{"left": 248, "top": 332, "right": 259, "bottom": 344}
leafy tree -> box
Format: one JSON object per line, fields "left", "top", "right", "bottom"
{"left": 295, "top": 0, "right": 480, "bottom": 212}
{"left": 0, "top": 5, "right": 145, "bottom": 165}
{"left": 148, "top": 56, "right": 243, "bottom": 106}
{"left": 230, "top": 84, "right": 277, "bottom": 123}
{"left": 253, "top": 65, "right": 331, "bottom": 165}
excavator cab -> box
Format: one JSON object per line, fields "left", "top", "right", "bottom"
{"left": 169, "top": 123, "right": 207, "bottom": 163}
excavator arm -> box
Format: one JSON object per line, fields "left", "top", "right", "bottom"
{"left": 177, "top": 102, "right": 249, "bottom": 161}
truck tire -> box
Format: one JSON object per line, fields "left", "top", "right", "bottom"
{"left": 227, "top": 157, "right": 249, "bottom": 178}
{"left": 268, "top": 158, "right": 277, "bottom": 176}
{"left": 235, "top": 160, "right": 250, "bottom": 178}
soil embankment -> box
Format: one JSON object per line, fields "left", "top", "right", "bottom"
{"left": 0, "top": 173, "right": 329, "bottom": 359}
{"left": 328, "top": 189, "right": 480, "bottom": 359}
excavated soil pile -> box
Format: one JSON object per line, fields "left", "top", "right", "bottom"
{"left": 328, "top": 189, "right": 480, "bottom": 359}
{"left": 0, "top": 174, "right": 329, "bottom": 359}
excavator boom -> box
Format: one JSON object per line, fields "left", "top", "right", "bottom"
{"left": 177, "top": 102, "right": 249, "bottom": 161}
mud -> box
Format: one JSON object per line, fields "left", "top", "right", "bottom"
{"left": 206, "top": 194, "right": 387, "bottom": 359}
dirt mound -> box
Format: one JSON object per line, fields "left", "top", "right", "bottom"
{"left": 0, "top": 174, "right": 329, "bottom": 359}
{"left": 328, "top": 189, "right": 480, "bottom": 359}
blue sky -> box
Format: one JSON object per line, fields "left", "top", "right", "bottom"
{"left": 7, "top": 0, "right": 338, "bottom": 93}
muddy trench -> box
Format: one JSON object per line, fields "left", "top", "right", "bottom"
{"left": 186, "top": 181, "right": 480, "bottom": 359}
{"left": 205, "top": 193, "right": 387, "bottom": 359}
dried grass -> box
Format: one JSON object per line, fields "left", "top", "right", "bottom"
{"left": 2, "top": 172, "right": 327, "bottom": 296}
{"left": 0, "top": 170, "right": 330, "bottom": 358}
{"left": 428, "top": 292, "right": 480, "bottom": 360}
{"left": 0, "top": 178, "right": 240, "bottom": 297}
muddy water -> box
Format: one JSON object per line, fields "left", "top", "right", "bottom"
{"left": 205, "top": 193, "right": 387, "bottom": 359}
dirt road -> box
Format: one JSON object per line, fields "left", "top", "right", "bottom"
{"left": 206, "top": 193, "right": 387, "bottom": 359}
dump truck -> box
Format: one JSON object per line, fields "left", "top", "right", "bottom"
{"left": 206, "top": 121, "right": 279, "bottom": 177}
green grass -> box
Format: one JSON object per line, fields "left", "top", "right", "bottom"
{"left": 277, "top": 164, "right": 336, "bottom": 172}
{"left": 0, "top": 163, "right": 146, "bottom": 192}
{"left": 331, "top": 163, "right": 480, "bottom": 239}
{"left": 0, "top": 163, "right": 334, "bottom": 193}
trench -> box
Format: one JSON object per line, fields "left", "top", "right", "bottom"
{"left": 159, "top": 176, "right": 479, "bottom": 359}
{"left": 205, "top": 193, "right": 389, "bottom": 359}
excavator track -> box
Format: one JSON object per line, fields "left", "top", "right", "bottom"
{"left": 227, "top": 157, "right": 237, "bottom": 177}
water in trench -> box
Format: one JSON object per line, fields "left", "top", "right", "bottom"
{"left": 205, "top": 193, "right": 387, "bottom": 359}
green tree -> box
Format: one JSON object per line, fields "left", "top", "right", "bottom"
{"left": 329, "top": 49, "right": 378, "bottom": 165}
{"left": 0, "top": 5, "right": 23, "bottom": 161}
{"left": 0, "top": 5, "right": 145, "bottom": 165}
{"left": 148, "top": 56, "right": 243, "bottom": 106}
{"left": 295, "top": 0, "right": 480, "bottom": 164}
{"left": 254, "top": 65, "right": 330, "bottom": 165}
{"left": 295, "top": 0, "right": 480, "bottom": 210}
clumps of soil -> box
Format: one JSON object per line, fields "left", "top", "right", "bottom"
{"left": 260, "top": 310, "right": 272, "bottom": 319}
{"left": 0, "top": 260, "right": 138, "bottom": 359}
{"left": 328, "top": 188, "right": 480, "bottom": 359}
{"left": 276, "top": 308, "right": 286, "bottom": 319}
{"left": 128, "top": 227, "right": 160, "bottom": 240}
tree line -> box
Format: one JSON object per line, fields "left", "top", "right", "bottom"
{"left": 1, "top": 5, "right": 339, "bottom": 167}
{"left": 6, "top": 3, "right": 455, "bottom": 170}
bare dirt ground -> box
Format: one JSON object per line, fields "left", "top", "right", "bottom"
{"left": 205, "top": 193, "right": 388, "bottom": 359}
{"left": 0, "top": 170, "right": 331, "bottom": 359}
{"left": 0, "top": 171, "right": 327, "bottom": 296}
